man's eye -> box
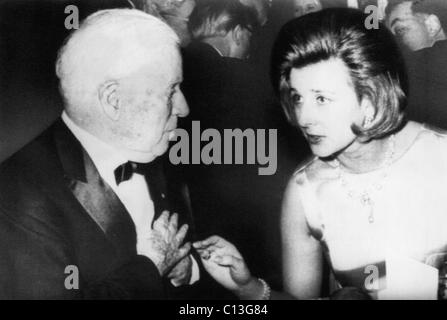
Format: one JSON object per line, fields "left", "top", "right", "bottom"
{"left": 167, "top": 89, "right": 176, "bottom": 108}
{"left": 395, "top": 26, "right": 409, "bottom": 36}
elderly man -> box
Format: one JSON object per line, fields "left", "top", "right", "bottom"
{"left": 0, "top": 9, "right": 197, "bottom": 299}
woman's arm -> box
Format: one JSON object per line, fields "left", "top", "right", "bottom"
{"left": 192, "top": 174, "right": 324, "bottom": 300}
{"left": 193, "top": 235, "right": 296, "bottom": 300}
{"left": 281, "top": 175, "right": 324, "bottom": 299}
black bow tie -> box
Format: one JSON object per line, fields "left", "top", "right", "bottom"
{"left": 114, "top": 161, "right": 150, "bottom": 185}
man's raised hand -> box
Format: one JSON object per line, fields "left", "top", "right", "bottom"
{"left": 137, "top": 211, "right": 190, "bottom": 276}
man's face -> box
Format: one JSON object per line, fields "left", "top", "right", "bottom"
{"left": 292, "top": 0, "right": 322, "bottom": 18}
{"left": 387, "top": 1, "right": 432, "bottom": 51}
{"left": 117, "top": 45, "right": 189, "bottom": 158}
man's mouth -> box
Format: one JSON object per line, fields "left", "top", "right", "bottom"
{"left": 166, "top": 128, "right": 178, "bottom": 141}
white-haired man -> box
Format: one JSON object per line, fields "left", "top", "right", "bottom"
{"left": 0, "top": 9, "right": 198, "bottom": 299}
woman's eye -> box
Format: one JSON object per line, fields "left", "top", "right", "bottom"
{"left": 316, "top": 95, "right": 330, "bottom": 104}
{"left": 291, "top": 94, "right": 302, "bottom": 106}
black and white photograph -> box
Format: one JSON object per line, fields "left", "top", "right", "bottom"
{"left": 1, "top": 0, "right": 447, "bottom": 307}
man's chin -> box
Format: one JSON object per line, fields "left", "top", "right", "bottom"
{"left": 152, "top": 140, "right": 170, "bottom": 157}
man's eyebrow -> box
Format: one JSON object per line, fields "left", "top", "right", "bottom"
{"left": 168, "top": 79, "right": 182, "bottom": 91}
{"left": 173, "top": 78, "right": 183, "bottom": 85}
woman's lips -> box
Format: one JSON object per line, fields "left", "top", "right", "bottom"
{"left": 306, "top": 134, "right": 324, "bottom": 145}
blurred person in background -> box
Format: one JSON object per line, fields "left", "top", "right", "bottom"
{"left": 292, "top": 0, "right": 322, "bottom": 17}
{"left": 386, "top": 0, "right": 447, "bottom": 129}
{"left": 386, "top": 0, "right": 446, "bottom": 51}
{"left": 131, "top": 0, "right": 197, "bottom": 47}
{"left": 181, "top": 0, "right": 296, "bottom": 298}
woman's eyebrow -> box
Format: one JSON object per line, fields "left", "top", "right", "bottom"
{"left": 311, "top": 89, "right": 336, "bottom": 95}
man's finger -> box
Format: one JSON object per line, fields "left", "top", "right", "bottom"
{"left": 177, "top": 242, "right": 191, "bottom": 261}
{"left": 153, "top": 210, "right": 170, "bottom": 229}
{"left": 175, "top": 224, "right": 189, "bottom": 244}
{"left": 169, "top": 212, "right": 179, "bottom": 233}
{"left": 168, "top": 267, "right": 181, "bottom": 279}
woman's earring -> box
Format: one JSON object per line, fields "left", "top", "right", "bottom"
{"left": 364, "top": 114, "right": 373, "bottom": 128}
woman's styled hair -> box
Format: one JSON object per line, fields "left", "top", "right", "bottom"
{"left": 271, "top": 8, "right": 408, "bottom": 140}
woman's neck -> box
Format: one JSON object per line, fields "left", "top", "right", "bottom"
{"left": 335, "top": 136, "right": 394, "bottom": 174}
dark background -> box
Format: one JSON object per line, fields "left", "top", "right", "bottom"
{"left": 0, "top": 0, "right": 132, "bottom": 163}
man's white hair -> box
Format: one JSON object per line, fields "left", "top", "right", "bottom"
{"left": 56, "top": 9, "right": 179, "bottom": 114}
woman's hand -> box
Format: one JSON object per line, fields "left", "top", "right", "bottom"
{"left": 193, "top": 235, "right": 262, "bottom": 298}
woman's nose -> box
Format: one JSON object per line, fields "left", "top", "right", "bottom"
{"left": 296, "top": 100, "right": 316, "bottom": 128}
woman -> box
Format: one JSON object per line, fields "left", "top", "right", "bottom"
{"left": 193, "top": 8, "right": 447, "bottom": 300}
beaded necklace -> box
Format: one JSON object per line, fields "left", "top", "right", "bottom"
{"left": 332, "top": 135, "right": 396, "bottom": 223}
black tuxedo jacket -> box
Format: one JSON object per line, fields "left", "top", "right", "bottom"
{"left": 405, "top": 40, "right": 447, "bottom": 129}
{"left": 0, "top": 120, "right": 195, "bottom": 299}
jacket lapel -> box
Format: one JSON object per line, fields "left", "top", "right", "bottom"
{"left": 142, "top": 156, "right": 167, "bottom": 222}
{"left": 53, "top": 120, "right": 137, "bottom": 258}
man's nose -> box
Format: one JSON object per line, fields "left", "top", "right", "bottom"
{"left": 174, "top": 90, "right": 190, "bottom": 118}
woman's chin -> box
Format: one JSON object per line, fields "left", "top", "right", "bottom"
{"left": 310, "top": 145, "right": 334, "bottom": 159}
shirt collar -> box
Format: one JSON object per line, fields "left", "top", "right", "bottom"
{"left": 62, "top": 111, "right": 128, "bottom": 188}
{"left": 209, "top": 44, "right": 224, "bottom": 57}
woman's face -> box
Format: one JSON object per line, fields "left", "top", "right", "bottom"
{"left": 289, "top": 58, "right": 367, "bottom": 158}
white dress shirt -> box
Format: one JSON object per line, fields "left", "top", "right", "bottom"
{"left": 62, "top": 112, "right": 199, "bottom": 286}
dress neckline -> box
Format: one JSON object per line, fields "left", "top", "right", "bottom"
{"left": 327, "top": 122, "right": 428, "bottom": 177}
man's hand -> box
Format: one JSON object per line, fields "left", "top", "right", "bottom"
{"left": 137, "top": 211, "right": 190, "bottom": 276}
{"left": 168, "top": 255, "right": 193, "bottom": 286}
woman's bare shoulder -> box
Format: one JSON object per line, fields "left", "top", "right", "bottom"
{"left": 291, "top": 156, "right": 337, "bottom": 187}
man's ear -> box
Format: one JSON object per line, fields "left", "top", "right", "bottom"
{"left": 231, "top": 25, "right": 243, "bottom": 46}
{"left": 98, "top": 80, "right": 120, "bottom": 121}
{"left": 424, "top": 14, "right": 443, "bottom": 38}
